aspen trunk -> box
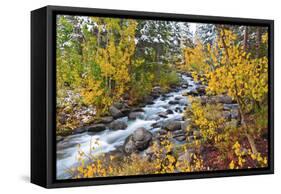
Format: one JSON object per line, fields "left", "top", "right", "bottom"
{"left": 221, "top": 27, "right": 258, "bottom": 154}
{"left": 243, "top": 26, "right": 248, "bottom": 52}
{"left": 256, "top": 28, "right": 261, "bottom": 58}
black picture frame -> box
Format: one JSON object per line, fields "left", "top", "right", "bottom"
{"left": 31, "top": 5, "right": 274, "bottom": 188}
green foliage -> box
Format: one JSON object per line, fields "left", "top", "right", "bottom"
{"left": 158, "top": 69, "right": 180, "bottom": 92}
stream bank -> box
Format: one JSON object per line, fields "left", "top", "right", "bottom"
{"left": 56, "top": 73, "right": 239, "bottom": 179}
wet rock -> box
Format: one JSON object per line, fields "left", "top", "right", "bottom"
{"left": 174, "top": 135, "right": 186, "bottom": 142}
{"left": 153, "top": 86, "right": 161, "bottom": 92}
{"left": 123, "top": 136, "right": 136, "bottom": 154}
{"left": 175, "top": 96, "right": 182, "bottom": 101}
{"left": 113, "top": 102, "right": 124, "bottom": 109}
{"left": 172, "top": 129, "right": 186, "bottom": 137}
{"left": 99, "top": 116, "right": 114, "bottom": 124}
{"left": 181, "top": 119, "right": 190, "bottom": 131}
{"left": 121, "top": 108, "right": 131, "bottom": 116}
{"left": 230, "top": 109, "right": 239, "bottom": 119}
{"left": 109, "top": 106, "right": 124, "bottom": 119}
{"left": 123, "top": 128, "right": 152, "bottom": 154}
{"left": 128, "top": 112, "right": 144, "bottom": 120}
{"left": 199, "top": 95, "right": 234, "bottom": 105}
{"left": 152, "top": 86, "right": 162, "bottom": 98}
{"left": 160, "top": 96, "right": 167, "bottom": 101}
{"left": 196, "top": 85, "right": 206, "bottom": 95}
{"left": 151, "top": 93, "right": 160, "bottom": 99}
{"left": 166, "top": 109, "right": 174, "bottom": 115}
{"left": 109, "top": 120, "right": 127, "bottom": 130}
{"left": 151, "top": 122, "right": 162, "bottom": 128}
{"left": 186, "top": 72, "right": 193, "bottom": 77}
{"left": 131, "top": 107, "right": 145, "bottom": 112}
{"left": 57, "top": 140, "right": 79, "bottom": 150}
{"left": 179, "top": 99, "right": 187, "bottom": 106}
{"left": 175, "top": 107, "right": 181, "bottom": 113}
{"left": 168, "top": 100, "right": 179, "bottom": 105}
{"left": 182, "top": 84, "right": 188, "bottom": 89}
{"left": 163, "top": 120, "right": 182, "bottom": 131}
{"left": 158, "top": 112, "right": 168, "bottom": 118}
{"left": 144, "top": 95, "right": 154, "bottom": 104}
{"left": 224, "top": 104, "right": 239, "bottom": 111}
{"left": 158, "top": 129, "right": 168, "bottom": 135}
{"left": 133, "top": 129, "right": 152, "bottom": 150}
{"left": 133, "top": 128, "right": 151, "bottom": 141}
{"left": 186, "top": 88, "right": 199, "bottom": 96}
{"left": 162, "top": 94, "right": 169, "bottom": 98}
{"left": 73, "top": 127, "right": 86, "bottom": 134}
{"left": 87, "top": 124, "right": 106, "bottom": 133}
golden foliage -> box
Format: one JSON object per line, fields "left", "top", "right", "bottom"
{"left": 69, "top": 133, "right": 205, "bottom": 178}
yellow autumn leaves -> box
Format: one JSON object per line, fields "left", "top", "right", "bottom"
{"left": 80, "top": 19, "right": 137, "bottom": 113}
{"left": 183, "top": 29, "right": 268, "bottom": 114}
{"left": 229, "top": 141, "right": 268, "bottom": 169}
{"left": 70, "top": 133, "right": 205, "bottom": 178}
{"left": 183, "top": 27, "right": 269, "bottom": 170}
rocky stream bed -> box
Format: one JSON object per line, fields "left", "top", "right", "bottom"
{"left": 56, "top": 74, "right": 239, "bottom": 179}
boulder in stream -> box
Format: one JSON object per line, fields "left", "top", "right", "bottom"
{"left": 144, "top": 95, "right": 154, "bottom": 104}
{"left": 186, "top": 88, "right": 199, "bottom": 96}
{"left": 109, "top": 120, "right": 128, "bottom": 130}
{"left": 175, "top": 96, "right": 182, "bottom": 101}
{"left": 158, "top": 112, "right": 168, "bottom": 118}
{"left": 73, "top": 126, "right": 86, "bottom": 134}
{"left": 168, "top": 100, "right": 179, "bottom": 105}
{"left": 128, "top": 112, "right": 144, "bottom": 120}
{"left": 131, "top": 107, "right": 145, "bottom": 112}
{"left": 112, "top": 102, "right": 124, "bottom": 109}
{"left": 121, "top": 108, "right": 131, "bottom": 116}
{"left": 87, "top": 124, "right": 106, "bottom": 133}
{"left": 99, "top": 116, "right": 114, "bottom": 124}
{"left": 109, "top": 106, "right": 124, "bottom": 119}
{"left": 163, "top": 120, "right": 182, "bottom": 131}
{"left": 174, "top": 135, "right": 186, "bottom": 142}
{"left": 123, "top": 127, "right": 152, "bottom": 154}
{"left": 166, "top": 109, "right": 173, "bottom": 115}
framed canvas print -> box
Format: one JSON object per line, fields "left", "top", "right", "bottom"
{"left": 31, "top": 5, "right": 274, "bottom": 188}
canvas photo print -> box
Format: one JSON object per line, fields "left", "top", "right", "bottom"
{"left": 56, "top": 15, "right": 269, "bottom": 180}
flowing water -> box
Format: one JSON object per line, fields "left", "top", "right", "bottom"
{"left": 56, "top": 74, "right": 196, "bottom": 179}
